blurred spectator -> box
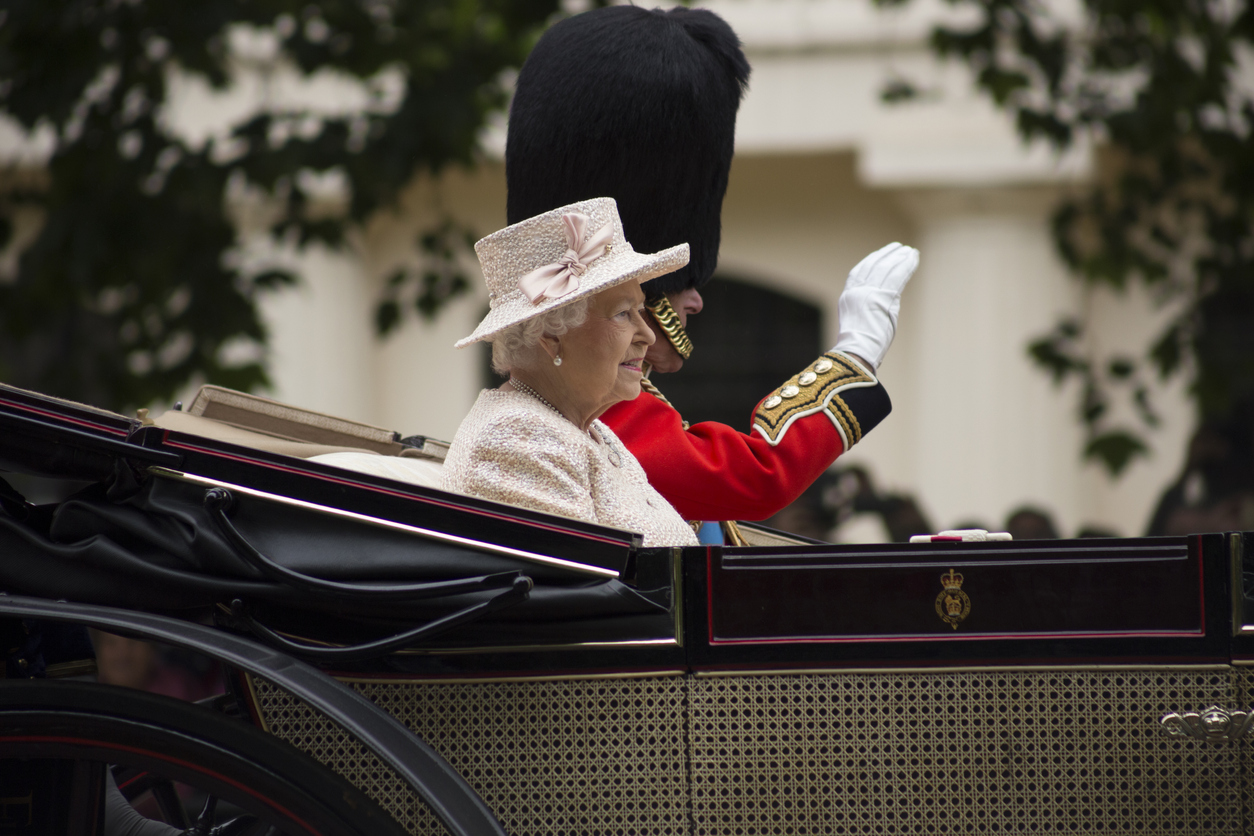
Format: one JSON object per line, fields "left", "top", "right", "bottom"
{"left": 763, "top": 492, "right": 832, "bottom": 541}
{"left": 763, "top": 470, "right": 842, "bottom": 540}
{"left": 1146, "top": 418, "right": 1254, "bottom": 536}
{"left": 1004, "top": 506, "right": 1060, "bottom": 540}
{"left": 951, "top": 520, "right": 993, "bottom": 533}
{"left": 92, "top": 630, "right": 221, "bottom": 702}
{"left": 763, "top": 466, "right": 934, "bottom": 542}
{"left": 1154, "top": 490, "right": 1254, "bottom": 535}
{"left": 872, "top": 495, "right": 933, "bottom": 543}
{"left": 1076, "top": 525, "right": 1120, "bottom": 538}
{"left": 827, "top": 466, "right": 934, "bottom": 542}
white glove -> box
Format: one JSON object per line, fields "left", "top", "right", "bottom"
{"left": 833, "top": 242, "right": 919, "bottom": 371}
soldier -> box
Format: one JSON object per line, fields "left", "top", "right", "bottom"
{"left": 506, "top": 5, "right": 917, "bottom": 538}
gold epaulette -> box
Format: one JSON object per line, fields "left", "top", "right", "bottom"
{"left": 752, "top": 351, "right": 885, "bottom": 447}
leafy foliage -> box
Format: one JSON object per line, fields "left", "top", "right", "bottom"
{"left": 375, "top": 216, "right": 478, "bottom": 335}
{"left": 880, "top": 0, "right": 1254, "bottom": 474}
{"left": 0, "top": 0, "right": 563, "bottom": 411}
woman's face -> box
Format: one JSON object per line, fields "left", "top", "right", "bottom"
{"left": 557, "top": 280, "right": 656, "bottom": 418}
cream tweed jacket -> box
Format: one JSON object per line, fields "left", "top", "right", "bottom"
{"left": 442, "top": 389, "right": 698, "bottom": 547}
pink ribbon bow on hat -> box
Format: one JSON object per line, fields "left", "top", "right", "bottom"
{"left": 518, "top": 213, "right": 614, "bottom": 303}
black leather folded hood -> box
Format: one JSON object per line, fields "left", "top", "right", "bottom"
{"left": 0, "top": 468, "right": 672, "bottom": 648}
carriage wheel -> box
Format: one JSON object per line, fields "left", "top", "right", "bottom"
{"left": 0, "top": 680, "right": 410, "bottom": 836}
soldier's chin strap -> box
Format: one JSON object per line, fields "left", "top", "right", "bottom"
{"left": 646, "top": 296, "right": 694, "bottom": 359}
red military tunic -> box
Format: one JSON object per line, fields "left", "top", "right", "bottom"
{"left": 600, "top": 350, "right": 892, "bottom": 522}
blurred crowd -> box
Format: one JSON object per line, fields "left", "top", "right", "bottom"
{"left": 765, "top": 418, "right": 1254, "bottom": 542}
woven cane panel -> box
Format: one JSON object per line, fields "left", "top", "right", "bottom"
{"left": 689, "top": 670, "right": 1244, "bottom": 835}
{"left": 250, "top": 674, "right": 690, "bottom": 836}
{"left": 249, "top": 676, "right": 445, "bottom": 835}
{"left": 1235, "top": 667, "right": 1254, "bottom": 833}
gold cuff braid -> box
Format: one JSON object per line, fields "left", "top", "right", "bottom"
{"left": 752, "top": 351, "right": 877, "bottom": 447}
{"left": 646, "top": 297, "right": 694, "bottom": 359}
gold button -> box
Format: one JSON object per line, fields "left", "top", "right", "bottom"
{"left": 781, "top": 385, "right": 800, "bottom": 399}
{"left": 764, "top": 395, "right": 783, "bottom": 409}
{"left": 814, "top": 358, "right": 833, "bottom": 373}
{"left": 798, "top": 371, "right": 817, "bottom": 386}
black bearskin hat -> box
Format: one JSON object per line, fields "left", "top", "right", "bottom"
{"left": 506, "top": 5, "right": 750, "bottom": 299}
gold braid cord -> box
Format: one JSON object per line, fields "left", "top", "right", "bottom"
{"left": 646, "top": 297, "right": 694, "bottom": 359}
{"left": 640, "top": 377, "right": 689, "bottom": 430}
{"left": 720, "top": 519, "right": 749, "bottom": 547}
{"left": 687, "top": 519, "right": 750, "bottom": 546}
{"left": 642, "top": 378, "right": 746, "bottom": 545}
{"left": 752, "top": 351, "right": 878, "bottom": 448}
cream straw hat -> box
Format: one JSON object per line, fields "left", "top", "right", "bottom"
{"left": 455, "top": 197, "right": 689, "bottom": 348}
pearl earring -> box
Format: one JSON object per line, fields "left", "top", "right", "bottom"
{"left": 553, "top": 355, "right": 563, "bottom": 367}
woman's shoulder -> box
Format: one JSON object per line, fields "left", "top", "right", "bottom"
{"left": 455, "top": 389, "right": 582, "bottom": 450}
{"left": 469, "top": 389, "right": 563, "bottom": 428}
{"left": 445, "top": 389, "right": 593, "bottom": 493}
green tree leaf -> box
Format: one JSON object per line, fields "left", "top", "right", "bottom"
{"left": 885, "top": 0, "right": 1254, "bottom": 477}
{"left": 0, "top": 0, "right": 568, "bottom": 411}
{"left": 1084, "top": 430, "right": 1149, "bottom": 477}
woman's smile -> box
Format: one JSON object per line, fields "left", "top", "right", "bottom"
{"left": 516, "top": 279, "right": 658, "bottom": 429}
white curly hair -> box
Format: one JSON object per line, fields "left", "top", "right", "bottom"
{"left": 489, "top": 298, "right": 590, "bottom": 375}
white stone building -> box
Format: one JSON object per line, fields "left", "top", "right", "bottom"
{"left": 1, "top": 0, "right": 1193, "bottom": 538}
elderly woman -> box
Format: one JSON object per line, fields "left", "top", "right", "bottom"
{"left": 442, "top": 198, "right": 698, "bottom": 546}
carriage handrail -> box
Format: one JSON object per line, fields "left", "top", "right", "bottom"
{"left": 206, "top": 484, "right": 534, "bottom": 602}
{"left": 227, "top": 575, "right": 533, "bottom": 661}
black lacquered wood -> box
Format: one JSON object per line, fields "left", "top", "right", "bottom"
{"left": 0, "top": 382, "right": 136, "bottom": 435}
{"left": 713, "top": 538, "right": 1198, "bottom": 639}
{"left": 1226, "top": 531, "right": 1254, "bottom": 662}
{"left": 685, "top": 534, "right": 1233, "bottom": 670}
{"left": 0, "top": 387, "right": 152, "bottom": 480}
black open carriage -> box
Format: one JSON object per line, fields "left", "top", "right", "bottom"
{"left": 4, "top": 380, "right": 1254, "bottom": 835}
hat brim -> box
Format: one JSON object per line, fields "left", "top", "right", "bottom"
{"left": 455, "top": 242, "right": 689, "bottom": 348}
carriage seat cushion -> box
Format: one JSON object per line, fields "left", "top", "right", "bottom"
{"left": 308, "top": 451, "right": 444, "bottom": 490}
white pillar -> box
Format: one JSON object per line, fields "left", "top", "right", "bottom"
{"left": 893, "top": 187, "right": 1088, "bottom": 532}
{"left": 259, "top": 245, "right": 381, "bottom": 424}
{"left": 374, "top": 295, "right": 489, "bottom": 442}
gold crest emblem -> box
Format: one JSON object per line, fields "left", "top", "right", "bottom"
{"left": 935, "top": 568, "right": 971, "bottom": 630}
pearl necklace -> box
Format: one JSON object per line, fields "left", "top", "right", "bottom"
{"left": 509, "top": 377, "right": 615, "bottom": 461}
{"left": 509, "top": 377, "right": 563, "bottom": 417}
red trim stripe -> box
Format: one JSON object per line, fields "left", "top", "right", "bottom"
{"left": 2, "top": 401, "right": 129, "bottom": 435}
{"left": 710, "top": 628, "right": 1205, "bottom": 645}
{"left": 1196, "top": 533, "right": 1206, "bottom": 632}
